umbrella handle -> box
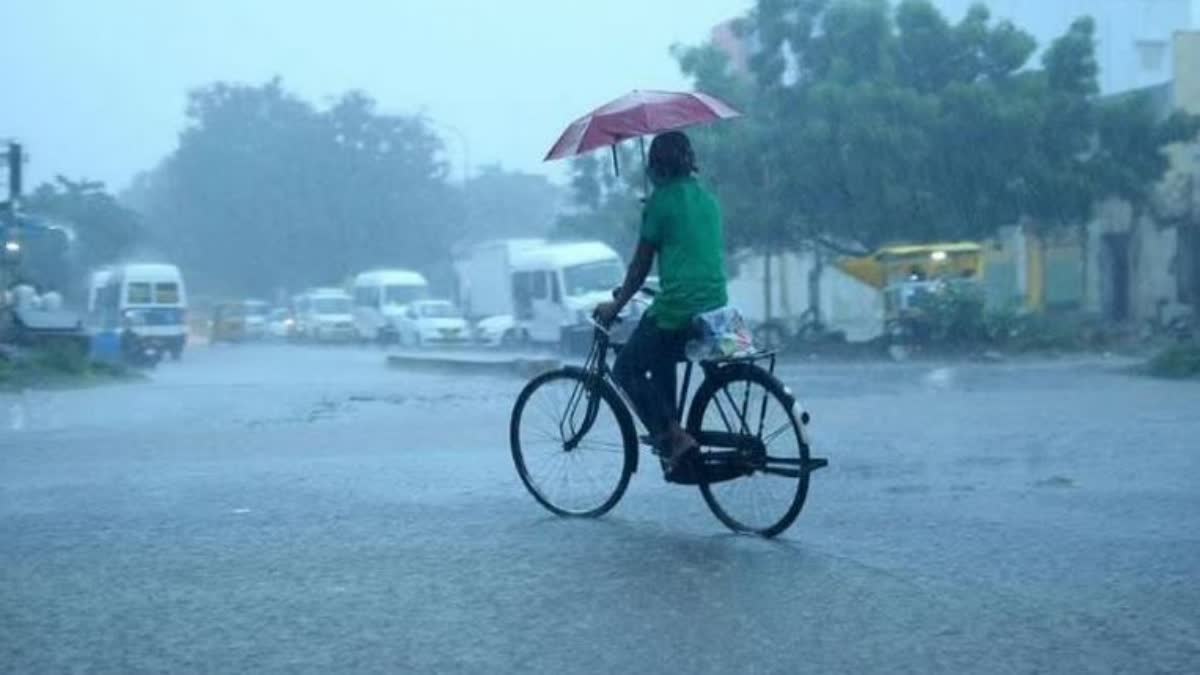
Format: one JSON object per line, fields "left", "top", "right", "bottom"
{"left": 611, "top": 145, "right": 619, "bottom": 177}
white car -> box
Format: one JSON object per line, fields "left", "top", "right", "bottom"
{"left": 395, "top": 300, "right": 470, "bottom": 347}
{"left": 299, "top": 289, "right": 357, "bottom": 342}
{"left": 266, "top": 308, "right": 295, "bottom": 340}
{"left": 474, "top": 314, "right": 524, "bottom": 347}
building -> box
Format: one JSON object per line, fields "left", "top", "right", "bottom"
{"left": 1080, "top": 30, "right": 1200, "bottom": 324}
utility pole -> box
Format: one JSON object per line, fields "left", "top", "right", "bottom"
{"left": 2, "top": 142, "right": 24, "bottom": 292}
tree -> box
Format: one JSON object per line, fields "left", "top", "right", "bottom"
{"left": 23, "top": 177, "right": 144, "bottom": 299}
{"left": 676, "top": 0, "right": 1200, "bottom": 250}
{"left": 553, "top": 146, "right": 645, "bottom": 255}
{"left": 128, "top": 78, "right": 462, "bottom": 299}
{"left": 462, "top": 165, "right": 564, "bottom": 241}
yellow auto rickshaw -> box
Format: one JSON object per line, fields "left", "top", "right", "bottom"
{"left": 210, "top": 302, "right": 248, "bottom": 343}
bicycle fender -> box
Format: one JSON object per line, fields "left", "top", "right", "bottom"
{"left": 559, "top": 366, "right": 641, "bottom": 474}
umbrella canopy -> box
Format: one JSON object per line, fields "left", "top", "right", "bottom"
{"left": 544, "top": 90, "right": 741, "bottom": 162}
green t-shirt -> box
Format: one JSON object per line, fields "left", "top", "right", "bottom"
{"left": 640, "top": 176, "right": 728, "bottom": 330}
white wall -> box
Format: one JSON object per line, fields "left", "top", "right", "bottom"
{"left": 1085, "top": 199, "right": 1183, "bottom": 322}
{"left": 727, "top": 250, "right": 884, "bottom": 342}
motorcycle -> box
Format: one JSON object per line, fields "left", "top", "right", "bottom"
{"left": 120, "top": 324, "right": 164, "bottom": 368}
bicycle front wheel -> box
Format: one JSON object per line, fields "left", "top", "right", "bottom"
{"left": 510, "top": 368, "right": 636, "bottom": 517}
{"left": 687, "top": 365, "right": 811, "bottom": 538}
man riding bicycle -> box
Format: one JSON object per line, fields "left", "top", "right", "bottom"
{"left": 594, "top": 131, "right": 728, "bottom": 469}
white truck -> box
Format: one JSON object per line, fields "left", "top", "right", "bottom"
{"left": 454, "top": 239, "right": 624, "bottom": 349}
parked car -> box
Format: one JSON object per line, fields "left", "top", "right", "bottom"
{"left": 242, "top": 300, "right": 270, "bottom": 339}
{"left": 474, "top": 313, "right": 520, "bottom": 347}
{"left": 296, "top": 288, "right": 356, "bottom": 342}
{"left": 266, "top": 307, "right": 295, "bottom": 340}
{"left": 395, "top": 300, "right": 470, "bottom": 347}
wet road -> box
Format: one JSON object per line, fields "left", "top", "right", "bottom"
{"left": 2, "top": 344, "right": 1199, "bottom": 673}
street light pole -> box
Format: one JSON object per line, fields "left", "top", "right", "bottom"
{"left": 2, "top": 142, "right": 24, "bottom": 292}
{"left": 425, "top": 118, "right": 472, "bottom": 242}
{"left": 426, "top": 118, "right": 470, "bottom": 186}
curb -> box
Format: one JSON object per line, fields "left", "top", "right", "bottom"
{"left": 385, "top": 353, "right": 561, "bottom": 377}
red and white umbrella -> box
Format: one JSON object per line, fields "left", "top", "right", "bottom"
{"left": 544, "top": 90, "right": 741, "bottom": 179}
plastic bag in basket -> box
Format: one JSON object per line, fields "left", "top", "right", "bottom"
{"left": 685, "top": 306, "right": 756, "bottom": 361}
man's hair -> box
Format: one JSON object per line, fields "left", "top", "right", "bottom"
{"left": 647, "top": 131, "right": 697, "bottom": 181}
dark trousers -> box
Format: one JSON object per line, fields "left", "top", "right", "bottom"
{"left": 613, "top": 316, "right": 690, "bottom": 437}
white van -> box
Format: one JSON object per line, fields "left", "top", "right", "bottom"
{"left": 87, "top": 267, "right": 114, "bottom": 324}
{"left": 510, "top": 241, "right": 624, "bottom": 346}
{"left": 297, "top": 287, "right": 356, "bottom": 342}
{"left": 95, "top": 263, "right": 188, "bottom": 358}
{"left": 351, "top": 269, "right": 430, "bottom": 341}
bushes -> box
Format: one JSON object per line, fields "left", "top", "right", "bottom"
{"left": 0, "top": 341, "right": 131, "bottom": 389}
{"left": 984, "top": 310, "right": 1103, "bottom": 352}
{"left": 1146, "top": 343, "right": 1200, "bottom": 379}
{"left": 32, "top": 340, "right": 90, "bottom": 374}
{"left": 895, "top": 282, "right": 1105, "bottom": 353}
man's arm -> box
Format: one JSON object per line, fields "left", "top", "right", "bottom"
{"left": 613, "top": 239, "right": 656, "bottom": 311}
{"left": 594, "top": 239, "right": 655, "bottom": 324}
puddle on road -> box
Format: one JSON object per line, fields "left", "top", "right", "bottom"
{"left": 1033, "top": 475, "right": 1077, "bottom": 489}
{"left": 5, "top": 393, "right": 31, "bottom": 432}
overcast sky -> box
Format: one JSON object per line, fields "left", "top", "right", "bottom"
{"left": 3, "top": 0, "right": 751, "bottom": 191}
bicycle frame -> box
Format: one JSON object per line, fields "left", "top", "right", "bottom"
{"left": 561, "top": 318, "right": 782, "bottom": 451}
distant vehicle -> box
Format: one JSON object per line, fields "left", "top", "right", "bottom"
{"left": 512, "top": 241, "right": 624, "bottom": 349}
{"left": 351, "top": 269, "right": 430, "bottom": 342}
{"left": 296, "top": 288, "right": 356, "bottom": 342}
{"left": 93, "top": 263, "right": 188, "bottom": 359}
{"left": 209, "top": 299, "right": 270, "bottom": 343}
{"left": 394, "top": 299, "right": 471, "bottom": 347}
{"left": 454, "top": 239, "right": 623, "bottom": 349}
{"left": 242, "top": 300, "right": 270, "bottom": 339}
{"left": 266, "top": 307, "right": 295, "bottom": 340}
{"left": 86, "top": 267, "right": 114, "bottom": 322}
{"left": 454, "top": 239, "right": 546, "bottom": 321}
{"left": 210, "top": 302, "right": 248, "bottom": 343}
{"left": 473, "top": 314, "right": 522, "bottom": 347}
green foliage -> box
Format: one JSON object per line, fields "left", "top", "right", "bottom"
{"left": 127, "top": 78, "right": 463, "bottom": 297}
{"left": 1146, "top": 343, "right": 1200, "bottom": 379}
{"left": 0, "top": 342, "right": 131, "bottom": 390}
{"left": 32, "top": 340, "right": 90, "bottom": 374}
{"left": 553, "top": 147, "right": 645, "bottom": 253}
{"left": 922, "top": 281, "right": 987, "bottom": 344}
{"left": 463, "top": 165, "right": 563, "bottom": 240}
{"left": 671, "top": 0, "right": 1200, "bottom": 254}
{"left": 898, "top": 284, "right": 1108, "bottom": 352}
{"left": 985, "top": 311, "right": 1095, "bottom": 352}
{"left": 23, "top": 177, "right": 144, "bottom": 298}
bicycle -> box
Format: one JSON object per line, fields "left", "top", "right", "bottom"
{"left": 509, "top": 290, "right": 828, "bottom": 538}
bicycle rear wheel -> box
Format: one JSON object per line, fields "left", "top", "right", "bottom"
{"left": 510, "top": 368, "right": 636, "bottom": 517}
{"left": 686, "top": 364, "right": 811, "bottom": 538}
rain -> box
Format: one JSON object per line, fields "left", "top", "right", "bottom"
{"left": 3, "top": 1, "right": 1200, "bottom": 673}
